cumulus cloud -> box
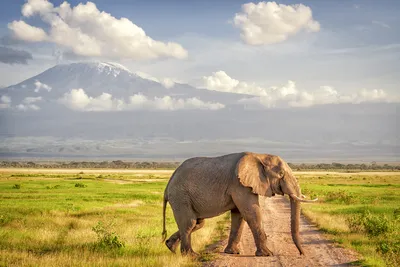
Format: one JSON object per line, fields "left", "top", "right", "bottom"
{"left": 202, "top": 71, "right": 267, "bottom": 96}
{"left": 0, "top": 95, "right": 11, "bottom": 109}
{"left": 59, "top": 88, "right": 224, "bottom": 111}
{"left": 8, "top": 20, "right": 47, "bottom": 42}
{"left": 34, "top": 80, "right": 52, "bottom": 92}
{"left": 16, "top": 96, "right": 42, "bottom": 111}
{"left": 135, "top": 71, "right": 177, "bottom": 89}
{"left": 8, "top": 0, "right": 188, "bottom": 60}
{"left": 0, "top": 46, "right": 33, "bottom": 65}
{"left": 233, "top": 1, "right": 320, "bottom": 45}
{"left": 201, "top": 71, "right": 398, "bottom": 108}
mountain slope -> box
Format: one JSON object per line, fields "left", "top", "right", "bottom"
{"left": 1, "top": 61, "right": 249, "bottom": 106}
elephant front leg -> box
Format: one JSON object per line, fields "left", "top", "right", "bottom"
{"left": 233, "top": 193, "right": 273, "bottom": 257}
{"left": 224, "top": 208, "right": 244, "bottom": 254}
{"left": 245, "top": 207, "right": 273, "bottom": 257}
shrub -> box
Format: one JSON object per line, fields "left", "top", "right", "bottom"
{"left": 394, "top": 208, "right": 400, "bottom": 221}
{"left": 12, "top": 184, "right": 21, "bottom": 189}
{"left": 363, "top": 214, "right": 391, "bottom": 237}
{"left": 376, "top": 240, "right": 400, "bottom": 266}
{"left": 75, "top": 183, "right": 87, "bottom": 188}
{"left": 346, "top": 215, "right": 364, "bottom": 233}
{"left": 346, "top": 210, "right": 392, "bottom": 237}
{"left": 325, "top": 190, "right": 355, "bottom": 204}
{"left": 92, "top": 221, "right": 125, "bottom": 249}
{"left": 46, "top": 185, "right": 60, "bottom": 189}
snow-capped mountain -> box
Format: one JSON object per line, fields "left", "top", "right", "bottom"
{"left": 0, "top": 62, "right": 398, "bottom": 161}
{"left": 1, "top": 61, "right": 247, "bottom": 111}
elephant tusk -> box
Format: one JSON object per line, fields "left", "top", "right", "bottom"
{"left": 301, "top": 194, "right": 307, "bottom": 199}
{"left": 290, "top": 194, "right": 318, "bottom": 203}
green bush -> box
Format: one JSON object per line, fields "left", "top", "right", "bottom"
{"left": 394, "top": 208, "right": 400, "bottom": 220}
{"left": 12, "top": 184, "right": 21, "bottom": 189}
{"left": 325, "top": 190, "right": 355, "bottom": 204}
{"left": 46, "top": 185, "right": 60, "bottom": 189}
{"left": 75, "top": 183, "right": 87, "bottom": 188}
{"left": 376, "top": 240, "right": 400, "bottom": 266}
{"left": 346, "top": 215, "right": 364, "bottom": 233}
{"left": 346, "top": 210, "right": 391, "bottom": 237}
{"left": 92, "top": 221, "right": 125, "bottom": 249}
{"left": 364, "top": 214, "right": 391, "bottom": 237}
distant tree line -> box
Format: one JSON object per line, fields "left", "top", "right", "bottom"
{"left": 0, "top": 160, "right": 180, "bottom": 169}
{"left": 287, "top": 162, "right": 400, "bottom": 171}
{"left": 0, "top": 160, "right": 399, "bottom": 171}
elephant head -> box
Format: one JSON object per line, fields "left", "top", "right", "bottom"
{"left": 236, "top": 153, "right": 317, "bottom": 255}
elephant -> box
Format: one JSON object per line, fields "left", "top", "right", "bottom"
{"left": 161, "top": 152, "right": 318, "bottom": 257}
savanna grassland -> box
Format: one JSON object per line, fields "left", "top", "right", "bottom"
{"left": 0, "top": 169, "right": 399, "bottom": 267}
{"left": 0, "top": 170, "right": 228, "bottom": 267}
{"left": 299, "top": 172, "right": 400, "bottom": 267}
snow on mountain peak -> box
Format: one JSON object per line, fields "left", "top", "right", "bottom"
{"left": 95, "top": 62, "right": 132, "bottom": 73}
{"left": 53, "top": 61, "right": 133, "bottom": 78}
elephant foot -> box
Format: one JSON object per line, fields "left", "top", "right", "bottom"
{"left": 255, "top": 247, "right": 274, "bottom": 257}
{"left": 224, "top": 246, "right": 240, "bottom": 254}
{"left": 165, "top": 238, "right": 180, "bottom": 253}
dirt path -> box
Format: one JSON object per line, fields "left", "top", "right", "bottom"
{"left": 204, "top": 196, "right": 359, "bottom": 267}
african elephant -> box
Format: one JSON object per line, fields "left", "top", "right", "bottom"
{"left": 161, "top": 152, "right": 317, "bottom": 256}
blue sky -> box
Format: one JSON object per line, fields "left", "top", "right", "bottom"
{"left": 0, "top": 0, "right": 399, "bottom": 102}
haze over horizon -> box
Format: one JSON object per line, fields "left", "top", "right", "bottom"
{"left": 0, "top": 0, "right": 398, "bottom": 162}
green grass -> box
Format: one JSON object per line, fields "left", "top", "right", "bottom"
{"left": 299, "top": 172, "right": 400, "bottom": 267}
{"left": 0, "top": 171, "right": 228, "bottom": 267}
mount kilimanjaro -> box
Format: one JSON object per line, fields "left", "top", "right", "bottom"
{"left": 0, "top": 62, "right": 398, "bottom": 162}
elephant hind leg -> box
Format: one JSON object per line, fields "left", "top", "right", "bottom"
{"left": 166, "top": 231, "right": 180, "bottom": 253}
{"left": 224, "top": 208, "right": 244, "bottom": 254}
{"left": 165, "top": 219, "right": 205, "bottom": 254}
{"left": 179, "top": 217, "right": 198, "bottom": 256}
{"left": 169, "top": 204, "right": 201, "bottom": 256}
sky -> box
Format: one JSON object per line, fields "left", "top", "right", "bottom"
{"left": 0, "top": 0, "right": 399, "bottom": 103}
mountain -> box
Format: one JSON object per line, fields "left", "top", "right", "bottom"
{"left": 1, "top": 61, "right": 248, "bottom": 107}
{"left": 0, "top": 62, "right": 398, "bottom": 162}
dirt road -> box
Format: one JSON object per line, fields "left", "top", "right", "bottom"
{"left": 204, "top": 196, "right": 359, "bottom": 267}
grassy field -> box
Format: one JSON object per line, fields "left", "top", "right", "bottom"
{"left": 0, "top": 170, "right": 228, "bottom": 267}
{"left": 299, "top": 172, "right": 400, "bottom": 267}
{"left": 1, "top": 169, "right": 399, "bottom": 267}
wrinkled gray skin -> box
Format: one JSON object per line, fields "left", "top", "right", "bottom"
{"left": 162, "top": 152, "right": 316, "bottom": 257}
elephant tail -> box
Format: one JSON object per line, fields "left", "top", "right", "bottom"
{"left": 162, "top": 192, "right": 168, "bottom": 242}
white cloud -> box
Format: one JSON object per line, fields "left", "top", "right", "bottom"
{"left": 16, "top": 104, "right": 40, "bottom": 111}
{"left": 372, "top": 20, "right": 390, "bottom": 29}
{"left": 0, "top": 95, "right": 11, "bottom": 109}
{"left": 135, "top": 71, "right": 177, "bottom": 89}
{"left": 34, "top": 80, "right": 52, "bottom": 92}
{"left": 59, "top": 88, "right": 224, "bottom": 111}
{"left": 233, "top": 1, "right": 320, "bottom": 45}
{"left": 7, "top": 20, "right": 47, "bottom": 42}
{"left": 202, "top": 71, "right": 267, "bottom": 96}
{"left": 15, "top": 96, "right": 42, "bottom": 111}
{"left": 9, "top": 0, "right": 188, "bottom": 60}
{"left": 201, "top": 70, "right": 399, "bottom": 108}
{"left": 23, "top": 96, "right": 43, "bottom": 104}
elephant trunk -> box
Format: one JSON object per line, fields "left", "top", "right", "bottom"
{"left": 290, "top": 196, "right": 305, "bottom": 255}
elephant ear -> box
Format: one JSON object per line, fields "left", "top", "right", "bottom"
{"left": 236, "top": 153, "right": 273, "bottom": 196}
